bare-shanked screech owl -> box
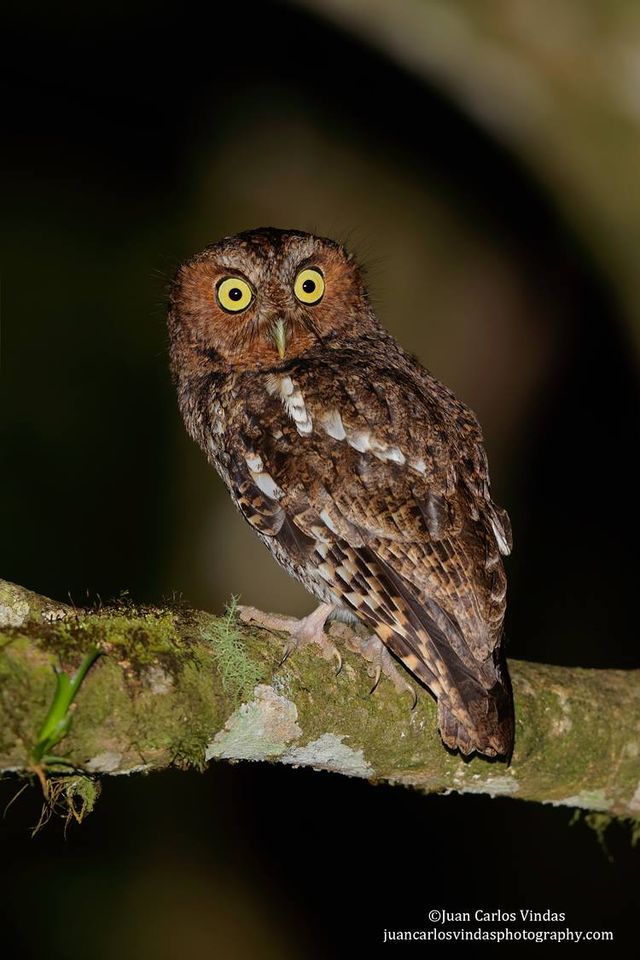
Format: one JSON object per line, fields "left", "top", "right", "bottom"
{"left": 168, "top": 228, "right": 514, "bottom": 758}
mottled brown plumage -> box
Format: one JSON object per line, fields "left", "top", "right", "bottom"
{"left": 168, "top": 228, "right": 514, "bottom": 758}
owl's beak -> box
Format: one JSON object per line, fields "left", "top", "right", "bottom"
{"left": 270, "top": 318, "right": 287, "bottom": 360}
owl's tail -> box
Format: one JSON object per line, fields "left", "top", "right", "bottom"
{"left": 409, "top": 618, "right": 515, "bottom": 758}
{"left": 353, "top": 547, "right": 515, "bottom": 759}
{"left": 436, "top": 665, "right": 514, "bottom": 759}
{"left": 384, "top": 592, "right": 514, "bottom": 757}
{"left": 381, "top": 609, "right": 515, "bottom": 758}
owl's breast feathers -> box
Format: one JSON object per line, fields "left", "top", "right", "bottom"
{"left": 200, "top": 343, "right": 514, "bottom": 757}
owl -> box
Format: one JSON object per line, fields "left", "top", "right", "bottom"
{"left": 168, "top": 228, "right": 514, "bottom": 758}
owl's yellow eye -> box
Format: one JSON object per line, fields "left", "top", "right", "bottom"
{"left": 216, "top": 277, "right": 253, "bottom": 313}
{"left": 294, "top": 267, "right": 325, "bottom": 305}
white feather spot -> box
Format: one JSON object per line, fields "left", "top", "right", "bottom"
{"left": 266, "top": 375, "right": 294, "bottom": 399}
{"left": 283, "top": 386, "right": 313, "bottom": 436}
{"left": 347, "top": 429, "right": 371, "bottom": 452}
{"left": 252, "top": 471, "right": 283, "bottom": 500}
{"left": 319, "top": 509, "right": 339, "bottom": 534}
{"left": 319, "top": 409, "right": 347, "bottom": 441}
{"left": 410, "top": 458, "right": 427, "bottom": 474}
{"left": 490, "top": 517, "right": 511, "bottom": 556}
{"left": 375, "top": 445, "right": 406, "bottom": 465}
{"left": 245, "top": 453, "right": 264, "bottom": 472}
{"left": 347, "top": 428, "right": 408, "bottom": 464}
{"left": 267, "top": 376, "right": 313, "bottom": 436}
{"left": 280, "top": 376, "right": 295, "bottom": 397}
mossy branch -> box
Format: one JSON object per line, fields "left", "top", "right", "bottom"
{"left": 1, "top": 578, "right": 639, "bottom": 822}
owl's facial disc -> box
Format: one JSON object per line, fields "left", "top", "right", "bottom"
{"left": 169, "top": 228, "right": 375, "bottom": 375}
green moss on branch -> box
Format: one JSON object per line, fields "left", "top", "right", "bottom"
{"left": 1, "top": 578, "right": 639, "bottom": 823}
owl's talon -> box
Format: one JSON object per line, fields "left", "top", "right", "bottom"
{"left": 278, "top": 642, "right": 295, "bottom": 667}
{"left": 333, "top": 649, "right": 343, "bottom": 676}
{"left": 346, "top": 632, "right": 417, "bottom": 705}
{"left": 238, "top": 603, "right": 342, "bottom": 672}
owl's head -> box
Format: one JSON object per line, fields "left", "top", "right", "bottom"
{"left": 168, "top": 228, "right": 374, "bottom": 376}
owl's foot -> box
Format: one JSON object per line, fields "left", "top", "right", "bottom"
{"left": 238, "top": 603, "right": 342, "bottom": 673}
{"left": 342, "top": 631, "right": 417, "bottom": 707}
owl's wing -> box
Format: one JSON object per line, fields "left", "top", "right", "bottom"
{"left": 233, "top": 360, "right": 513, "bottom": 756}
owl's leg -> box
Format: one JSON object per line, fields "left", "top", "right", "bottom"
{"left": 238, "top": 603, "right": 342, "bottom": 672}
{"left": 341, "top": 631, "right": 417, "bottom": 707}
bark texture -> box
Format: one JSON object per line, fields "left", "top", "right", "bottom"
{"left": 1, "top": 578, "right": 639, "bottom": 820}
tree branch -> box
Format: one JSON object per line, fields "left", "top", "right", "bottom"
{"left": 1, "top": 578, "right": 638, "bottom": 821}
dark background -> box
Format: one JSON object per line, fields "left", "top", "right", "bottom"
{"left": 2, "top": 2, "right": 639, "bottom": 956}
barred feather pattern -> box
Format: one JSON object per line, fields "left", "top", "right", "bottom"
{"left": 178, "top": 342, "right": 513, "bottom": 757}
